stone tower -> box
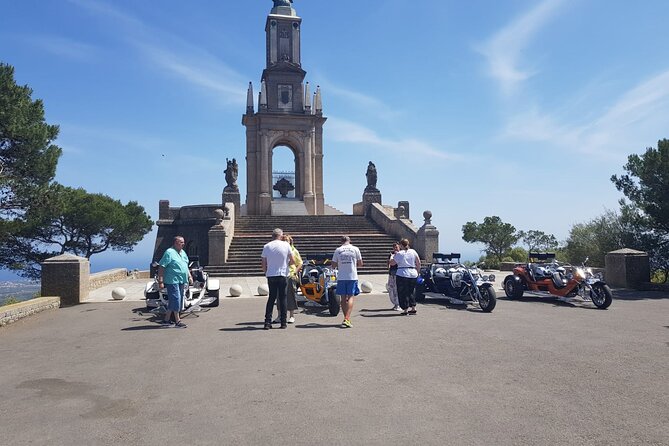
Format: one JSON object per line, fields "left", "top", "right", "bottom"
{"left": 242, "top": 0, "right": 326, "bottom": 215}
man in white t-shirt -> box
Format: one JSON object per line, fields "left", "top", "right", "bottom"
{"left": 261, "top": 228, "right": 294, "bottom": 330}
{"left": 332, "top": 235, "right": 363, "bottom": 328}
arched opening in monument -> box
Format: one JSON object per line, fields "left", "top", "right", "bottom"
{"left": 271, "top": 145, "right": 299, "bottom": 200}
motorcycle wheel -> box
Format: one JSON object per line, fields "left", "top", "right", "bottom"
{"left": 414, "top": 283, "right": 426, "bottom": 303}
{"left": 478, "top": 286, "right": 497, "bottom": 313}
{"left": 203, "top": 289, "right": 220, "bottom": 307}
{"left": 504, "top": 277, "right": 524, "bottom": 299}
{"left": 590, "top": 284, "right": 612, "bottom": 309}
{"left": 328, "top": 287, "right": 340, "bottom": 316}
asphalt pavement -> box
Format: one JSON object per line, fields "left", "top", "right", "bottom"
{"left": 1, "top": 278, "right": 667, "bottom": 445}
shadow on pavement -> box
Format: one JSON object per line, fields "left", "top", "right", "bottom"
{"left": 220, "top": 322, "right": 266, "bottom": 332}
{"left": 122, "top": 325, "right": 169, "bottom": 331}
{"left": 295, "top": 322, "right": 345, "bottom": 329}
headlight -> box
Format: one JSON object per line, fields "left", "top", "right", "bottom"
{"left": 574, "top": 267, "right": 586, "bottom": 280}
{"left": 488, "top": 274, "right": 495, "bottom": 282}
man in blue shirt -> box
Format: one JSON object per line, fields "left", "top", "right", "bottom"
{"left": 157, "top": 236, "right": 193, "bottom": 328}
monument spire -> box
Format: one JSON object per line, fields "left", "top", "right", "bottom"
{"left": 246, "top": 82, "right": 254, "bottom": 114}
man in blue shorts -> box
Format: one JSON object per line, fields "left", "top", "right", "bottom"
{"left": 332, "top": 235, "right": 363, "bottom": 328}
{"left": 157, "top": 236, "right": 193, "bottom": 328}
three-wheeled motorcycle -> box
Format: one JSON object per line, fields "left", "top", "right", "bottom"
{"left": 299, "top": 253, "right": 340, "bottom": 316}
{"left": 414, "top": 253, "right": 497, "bottom": 312}
{"left": 503, "top": 253, "right": 612, "bottom": 309}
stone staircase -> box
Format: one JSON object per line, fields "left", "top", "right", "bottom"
{"left": 205, "top": 215, "right": 396, "bottom": 277}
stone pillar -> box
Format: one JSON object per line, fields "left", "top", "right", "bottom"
{"left": 361, "top": 191, "right": 382, "bottom": 216}
{"left": 208, "top": 226, "right": 227, "bottom": 266}
{"left": 41, "top": 254, "right": 90, "bottom": 306}
{"left": 605, "top": 248, "right": 650, "bottom": 288}
{"left": 415, "top": 210, "right": 439, "bottom": 261}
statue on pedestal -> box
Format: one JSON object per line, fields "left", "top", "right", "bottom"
{"left": 224, "top": 158, "right": 239, "bottom": 192}
{"left": 273, "top": 0, "right": 293, "bottom": 7}
{"left": 365, "top": 161, "right": 378, "bottom": 193}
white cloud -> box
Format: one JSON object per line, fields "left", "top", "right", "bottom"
{"left": 477, "top": 0, "right": 565, "bottom": 94}
{"left": 70, "top": 0, "right": 246, "bottom": 106}
{"left": 501, "top": 69, "right": 669, "bottom": 157}
{"left": 24, "top": 35, "right": 96, "bottom": 60}
{"left": 327, "top": 117, "right": 457, "bottom": 161}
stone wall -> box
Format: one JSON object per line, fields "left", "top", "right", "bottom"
{"left": 0, "top": 297, "right": 61, "bottom": 327}
{"left": 368, "top": 203, "right": 418, "bottom": 248}
{"left": 89, "top": 268, "right": 128, "bottom": 291}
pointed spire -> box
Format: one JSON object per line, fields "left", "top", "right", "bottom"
{"left": 260, "top": 80, "right": 268, "bottom": 110}
{"left": 314, "top": 85, "right": 323, "bottom": 115}
{"left": 304, "top": 81, "right": 311, "bottom": 113}
{"left": 311, "top": 92, "right": 316, "bottom": 115}
{"left": 246, "top": 82, "right": 254, "bottom": 114}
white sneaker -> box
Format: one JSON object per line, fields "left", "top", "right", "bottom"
{"left": 288, "top": 316, "right": 295, "bottom": 324}
{"left": 393, "top": 306, "right": 402, "bottom": 311}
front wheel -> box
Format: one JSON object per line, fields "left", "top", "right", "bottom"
{"left": 504, "top": 276, "right": 524, "bottom": 299}
{"left": 478, "top": 286, "right": 497, "bottom": 313}
{"left": 590, "top": 283, "right": 612, "bottom": 309}
{"left": 327, "top": 287, "right": 341, "bottom": 316}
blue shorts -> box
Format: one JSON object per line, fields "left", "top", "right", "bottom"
{"left": 166, "top": 283, "right": 185, "bottom": 312}
{"left": 336, "top": 280, "right": 360, "bottom": 297}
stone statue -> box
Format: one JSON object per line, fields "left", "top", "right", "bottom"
{"left": 224, "top": 158, "right": 239, "bottom": 191}
{"left": 365, "top": 161, "right": 378, "bottom": 192}
{"left": 273, "top": 0, "right": 293, "bottom": 7}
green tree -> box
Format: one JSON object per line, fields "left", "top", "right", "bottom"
{"left": 611, "top": 139, "right": 669, "bottom": 280}
{"left": 563, "top": 210, "right": 632, "bottom": 267}
{"left": 1, "top": 185, "right": 152, "bottom": 278}
{"left": 611, "top": 139, "right": 669, "bottom": 234}
{"left": 0, "top": 63, "right": 61, "bottom": 216}
{"left": 462, "top": 216, "right": 519, "bottom": 267}
{"left": 518, "top": 230, "right": 558, "bottom": 253}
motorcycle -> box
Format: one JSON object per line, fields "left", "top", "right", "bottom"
{"left": 144, "top": 257, "right": 220, "bottom": 311}
{"left": 503, "top": 253, "right": 612, "bottom": 309}
{"left": 299, "top": 253, "right": 340, "bottom": 316}
{"left": 414, "top": 253, "right": 497, "bottom": 312}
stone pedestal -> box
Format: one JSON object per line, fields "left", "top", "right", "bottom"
{"left": 361, "top": 191, "right": 382, "bottom": 216}
{"left": 605, "top": 248, "right": 650, "bottom": 288}
{"left": 41, "top": 254, "right": 90, "bottom": 306}
{"left": 222, "top": 189, "right": 241, "bottom": 216}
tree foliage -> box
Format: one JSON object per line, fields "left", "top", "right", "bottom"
{"left": 462, "top": 216, "right": 519, "bottom": 267}
{"left": 0, "top": 63, "right": 61, "bottom": 216}
{"left": 610, "top": 139, "right": 669, "bottom": 281}
{"left": 0, "top": 63, "right": 152, "bottom": 278}
{"left": 563, "top": 210, "right": 634, "bottom": 267}
{"left": 518, "top": 230, "right": 558, "bottom": 253}
{"left": 611, "top": 139, "right": 669, "bottom": 234}
{"left": 1, "top": 185, "right": 152, "bottom": 278}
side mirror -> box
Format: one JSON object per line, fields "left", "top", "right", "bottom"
{"left": 151, "top": 261, "right": 159, "bottom": 268}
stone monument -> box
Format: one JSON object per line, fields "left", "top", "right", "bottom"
{"left": 242, "top": 0, "right": 326, "bottom": 215}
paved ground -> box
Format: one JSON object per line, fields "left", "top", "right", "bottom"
{"left": 1, "top": 279, "right": 667, "bottom": 445}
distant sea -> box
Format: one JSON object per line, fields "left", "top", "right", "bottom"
{"left": 0, "top": 281, "right": 41, "bottom": 305}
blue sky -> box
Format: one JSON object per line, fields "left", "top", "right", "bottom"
{"left": 2, "top": 0, "right": 669, "bottom": 278}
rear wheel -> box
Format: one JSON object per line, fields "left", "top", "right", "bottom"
{"left": 504, "top": 276, "right": 524, "bottom": 299}
{"left": 328, "top": 287, "right": 340, "bottom": 316}
{"left": 414, "top": 283, "right": 426, "bottom": 303}
{"left": 590, "top": 283, "right": 612, "bottom": 309}
{"left": 478, "top": 286, "right": 497, "bottom": 313}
